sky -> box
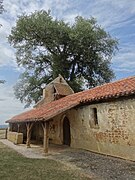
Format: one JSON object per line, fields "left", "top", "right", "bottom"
{"left": 0, "top": 0, "right": 135, "bottom": 125}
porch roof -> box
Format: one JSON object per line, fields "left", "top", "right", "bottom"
{"left": 6, "top": 76, "right": 135, "bottom": 123}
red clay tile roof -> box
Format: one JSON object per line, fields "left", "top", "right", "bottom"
{"left": 6, "top": 76, "right": 135, "bottom": 123}
{"left": 54, "top": 83, "right": 74, "bottom": 95}
{"left": 6, "top": 97, "right": 79, "bottom": 123}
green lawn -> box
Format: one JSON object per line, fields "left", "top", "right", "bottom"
{"left": 0, "top": 142, "right": 90, "bottom": 180}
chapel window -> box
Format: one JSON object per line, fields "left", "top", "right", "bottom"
{"left": 89, "top": 107, "right": 99, "bottom": 129}
{"left": 93, "top": 108, "right": 98, "bottom": 125}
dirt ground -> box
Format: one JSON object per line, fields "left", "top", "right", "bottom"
{"left": 1, "top": 139, "right": 135, "bottom": 180}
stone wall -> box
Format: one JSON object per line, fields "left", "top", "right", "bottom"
{"left": 66, "top": 98, "right": 135, "bottom": 161}
{"left": 43, "top": 84, "right": 55, "bottom": 104}
{"left": 49, "top": 114, "right": 64, "bottom": 144}
{"left": 9, "top": 97, "right": 135, "bottom": 160}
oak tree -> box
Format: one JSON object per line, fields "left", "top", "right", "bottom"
{"left": 8, "top": 10, "right": 118, "bottom": 107}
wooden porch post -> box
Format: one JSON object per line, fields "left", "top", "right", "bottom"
{"left": 42, "top": 121, "right": 49, "bottom": 153}
{"left": 36, "top": 123, "right": 40, "bottom": 143}
{"left": 17, "top": 124, "right": 20, "bottom": 133}
{"left": 5, "top": 128, "right": 8, "bottom": 139}
{"left": 26, "top": 122, "right": 33, "bottom": 148}
{"left": 9, "top": 123, "right": 13, "bottom": 131}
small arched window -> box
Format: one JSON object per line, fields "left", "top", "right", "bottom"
{"left": 89, "top": 107, "right": 99, "bottom": 129}
{"left": 93, "top": 108, "right": 98, "bottom": 125}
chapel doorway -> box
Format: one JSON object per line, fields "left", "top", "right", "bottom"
{"left": 63, "top": 117, "right": 71, "bottom": 146}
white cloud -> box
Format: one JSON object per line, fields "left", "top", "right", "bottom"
{"left": 112, "top": 42, "right": 135, "bottom": 74}
{"left": 0, "top": 83, "right": 30, "bottom": 124}
{"left": 63, "top": 13, "right": 81, "bottom": 24}
{"left": 0, "top": 45, "right": 16, "bottom": 66}
{"left": 72, "top": 0, "right": 135, "bottom": 31}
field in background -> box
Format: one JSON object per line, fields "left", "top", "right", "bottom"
{"left": 0, "top": 125, "right": 8, "bottom": 129}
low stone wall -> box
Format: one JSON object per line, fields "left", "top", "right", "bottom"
{"left": 7, "top": 131, "right": 23, "bottom": 144}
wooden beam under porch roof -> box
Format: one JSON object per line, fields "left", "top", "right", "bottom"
{"left": 18, "top": 119, "right": 50, "bottom": 153}
{"left": 26, "top": 122, "right": 34, "bottom": 148}
{"left": 42, "top": 121, "right": 49, "bottom": 153}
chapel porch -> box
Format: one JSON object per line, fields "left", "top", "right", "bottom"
{"left": 7, "top": 114, "right": 71, "bottom": 154}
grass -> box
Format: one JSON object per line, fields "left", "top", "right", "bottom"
{"left": 0, "top": 142, "right": 90, "bottom": 180}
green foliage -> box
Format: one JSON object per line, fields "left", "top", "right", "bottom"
{"left": 8, "top": 10, "right": 118, "bottom": 107}
{"left": 0, "top": 0, "right": 4, "bottom": 14}
{"left": 0, "top": 1, "right": 5, "bottom": 84}
{"left": 0, "top": 80, "right": 5, "bottom": 84}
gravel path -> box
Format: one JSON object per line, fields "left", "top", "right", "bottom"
{"left": 1, "top": 139, "right": 135, "bottom": 180}
{"left": 52, "top": 149, "right": 135, "bottom": 180}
